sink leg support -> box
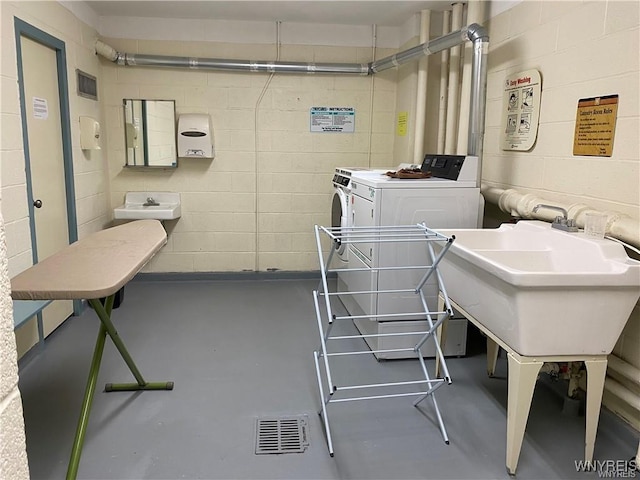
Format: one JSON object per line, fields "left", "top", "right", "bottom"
{"left": 506, "top": 353, "right": 542, "bottom": 475}
{"left": 583, "top": 359, "right": 607, "bottom": 464}
{"left": 66, "top": 296, "right": 173, "bottom": 480}
{"left": 487, "top": 338, "right": 500, "bottom": 377}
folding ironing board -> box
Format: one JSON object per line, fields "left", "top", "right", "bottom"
{"left": 11, "top": 219, "right": 173, "bottom": 480}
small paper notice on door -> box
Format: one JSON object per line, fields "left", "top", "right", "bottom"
{"left": 32, "top": 97, "right": 49, "bottom": 119}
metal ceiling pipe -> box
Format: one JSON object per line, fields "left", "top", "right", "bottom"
{"left": 467, "top": 24, "right": 489, "bottom": 186}
{"left": 457, "top": 1, "right": 486, "bottom": 155}
{"left": 95, "top": 41, "right": 370, "bottom": 75}
{"left": 97, "top": 24, "right": 485, "bottom": 76}
{"left": 369, "top": 25, "right": 473, "bottom": 74}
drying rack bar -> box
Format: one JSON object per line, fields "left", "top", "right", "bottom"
{"left": 334, "top": 311, "right": 443, "bottom": 321}
{"left": 325, "top": 347, "right": 416, "bottom": 357}
{"left": 328, "top": 330, "right": 435, "bottom": 340}
{"left": 326, "top": 264, "right": 433, "bottom": 273}
{"left": 330, "top": 391, "right": 437, "bottom": 404}
{"left": 324, "top": 288, "right": 418, "bottom": 296}
{"left": 319, "top": 224, "right": 452, "bottom": 240}
{"left": 338, "top": 379, "right": 433, "bottom": 390}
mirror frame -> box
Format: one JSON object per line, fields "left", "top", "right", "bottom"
{"left": 123, "top": 99, "right": 177, "bottom": 168}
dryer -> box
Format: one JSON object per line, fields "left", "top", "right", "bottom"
{"left": 339, "top": 155, "right": 482, "bottom": 359}
{"left": 330, "top": 167, "right": 370, "bottom": 265}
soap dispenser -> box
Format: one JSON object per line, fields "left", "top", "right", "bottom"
{"left": 80, "top": 116, "right": 101, "bottom": 150}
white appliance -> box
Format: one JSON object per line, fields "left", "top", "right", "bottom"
{"left": 330, "top": 167, "right": 371, "bottom": 266}
{"left": 337, "top": 155, "right": 482, "bottom": 359}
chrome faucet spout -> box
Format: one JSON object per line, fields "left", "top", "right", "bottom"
{"left": 532, "top": 204, "right": 578, "bottom": 232}
{"left": 143, "top": 197, "right": 160, "bottom": 206}
{"left": 533, "top": 204, "right": 567, "bottom": 219}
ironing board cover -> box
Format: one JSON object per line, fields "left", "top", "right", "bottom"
{"left": 11, "top": 220, "right": 166, "bottom": 301}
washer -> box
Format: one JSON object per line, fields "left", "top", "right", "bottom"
{"left": 339, "top": 155, "right": 482, "bottom": 359}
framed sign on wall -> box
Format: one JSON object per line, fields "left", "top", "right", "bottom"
{"left": 572, "top": 95, "right": 618, "bottom": 157}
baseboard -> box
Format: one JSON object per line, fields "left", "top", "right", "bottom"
{"left": 132, "top": 270, "right": 336, "bottom": 282}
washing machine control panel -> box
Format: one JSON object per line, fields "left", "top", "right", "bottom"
{"left": 333, "top": 167, "right": 368, "bottom": 188}
{"left": 421, "top": 154, "right": 478, "bottom": 182}
{"left": 333, "top": 173, "right": 351, "bottom": 188}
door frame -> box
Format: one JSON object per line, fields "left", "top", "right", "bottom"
{"left": 14, "top": 18, "right": 79, "bottom": 313}
{"left": 14, "top": 18, "right": 78, "bottom": 258}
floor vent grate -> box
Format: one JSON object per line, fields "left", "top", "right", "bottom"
{"left": 255, "top": 415, "right": 308, "bottom": 454}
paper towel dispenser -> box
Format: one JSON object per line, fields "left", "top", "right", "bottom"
{"left": 80, "top": 116, "right": 101, "bottom": 150}
{"left": 178, "top": 114, "right": 214, "bottom": 158}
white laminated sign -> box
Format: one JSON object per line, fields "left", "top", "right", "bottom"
{"left": 310, "top": 107, "right": 355, "bottom": 133}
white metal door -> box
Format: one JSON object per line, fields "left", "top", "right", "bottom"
{"left": 350, "top": 184, "right": 376, "bottom": 263}
{"left": 21, "top": 35, "right": 73, "bottom": 335}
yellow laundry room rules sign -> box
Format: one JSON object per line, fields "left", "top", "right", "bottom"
{"left": 573, "top": 95, "right": 618, "bottom": 157}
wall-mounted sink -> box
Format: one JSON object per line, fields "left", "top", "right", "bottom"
{"left": 435, "top": 221, "right": 640, "bottom": 356}
{"left": 114, "top": 192, "right": 181, "bottom": 220}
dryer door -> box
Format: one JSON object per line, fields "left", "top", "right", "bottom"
{"left": 331, "top": 188, "right": 349, "bottom": 257}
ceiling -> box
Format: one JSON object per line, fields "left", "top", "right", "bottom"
{"left": 87, "top": 1, "right": 461, "bottom": 26}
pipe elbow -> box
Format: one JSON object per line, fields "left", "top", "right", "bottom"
{"left": 466, "top": 23, "right": 489, "bottom": 43}
{"left": 95, "top": 40, "right": 119, "bottom": 62}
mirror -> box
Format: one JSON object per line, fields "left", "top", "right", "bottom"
{"left": 123, "top": 99, "right": 177, "bottom": 168}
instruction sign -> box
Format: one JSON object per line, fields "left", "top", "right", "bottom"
{"left": 310, "top": 107, "right": 355, "bottom": 133}
{"left": 32, "top": 97, "right": 49, "bottom": 120}
{"left": 573, "top": 95, "right": 618, "bottom": 157}
{"left": 501, "top": 69, "right": 541, "bottom": 151}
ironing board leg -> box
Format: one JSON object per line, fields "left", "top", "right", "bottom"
{"left": 66, "top": 295, "right": 173, "bottom": 480}
{"left": 67, "top": 320, "right": 108, "bottom": 480}
{"left": 88, "top": 297, "right": 174, "bottom": 392}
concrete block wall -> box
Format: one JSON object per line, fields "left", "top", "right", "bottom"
{"left": 482, "top": 0, "right": 639, "bottom": 419}
{"left": 483, "top": 0, "right": 639, "bottom": 218}
{"left": 0, "top": 215, "right": 29, "bottom": 480}
{"left": 100, "top": 36, "right": 400, "bottom": 273}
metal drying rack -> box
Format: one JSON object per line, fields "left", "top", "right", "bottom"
{"left": 312, "top": 223, "right": 456, "bottom": 455}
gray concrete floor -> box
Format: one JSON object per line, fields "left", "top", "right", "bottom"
{"left": 17, "top": 277, "right": 638, "bottom": 480}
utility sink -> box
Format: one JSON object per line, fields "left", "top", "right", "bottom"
{"left": 435, "top": 221, "right": 640, "bottom": 356}
{"left": 114, "top": 192, "right": 181, "bottom": 220}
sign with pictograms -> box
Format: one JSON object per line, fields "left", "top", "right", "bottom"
{"left": 501, "top": 69, "right": 541, "bottom": 151}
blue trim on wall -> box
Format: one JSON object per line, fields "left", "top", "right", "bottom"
{"left": 14, "top": 17, "right": 80, "bottom": 313}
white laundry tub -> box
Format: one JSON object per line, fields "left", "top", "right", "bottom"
{"left": 435, "top": 221, "right": 640, "bottom": 356}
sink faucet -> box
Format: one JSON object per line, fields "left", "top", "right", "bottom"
{"left": 533, "top": 204, "right": 578, "bottom": 232}
{"left": 144, "top": 196, "right": 160, "bottom": 206}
